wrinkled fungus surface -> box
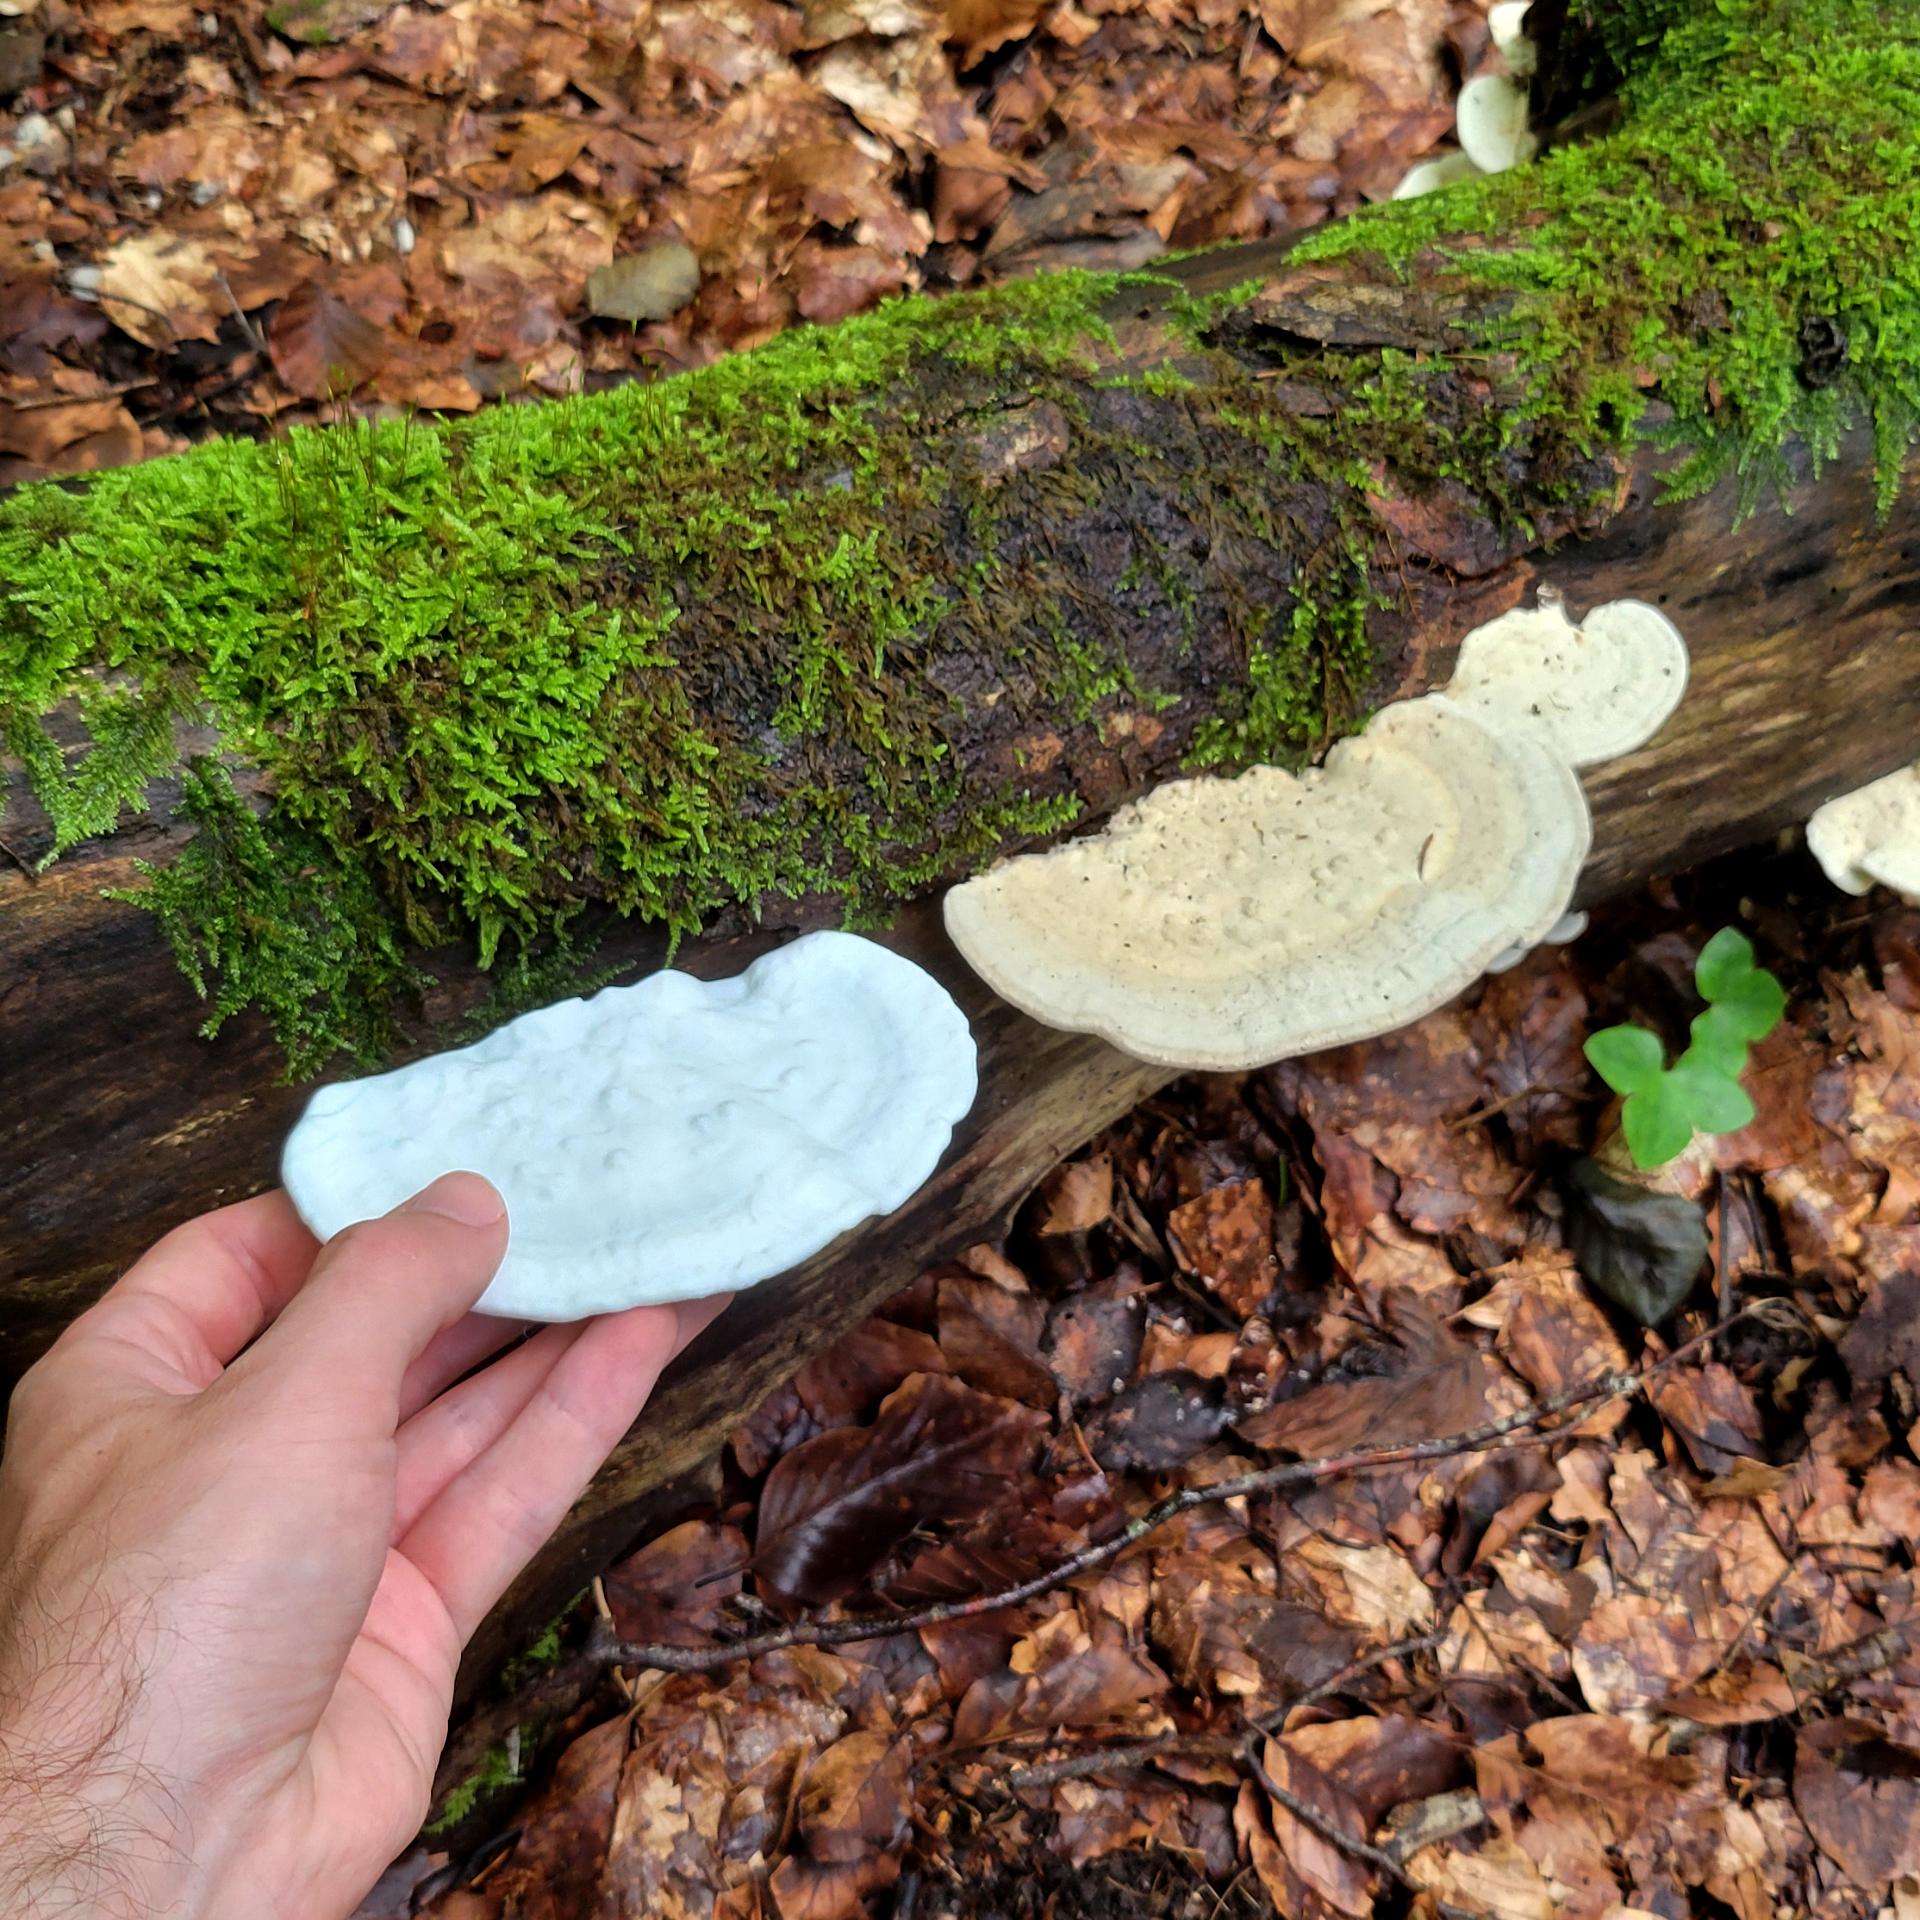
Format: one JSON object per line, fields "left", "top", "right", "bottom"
{"left": 281, "top": 932, "right": 978, "bottom": 1319}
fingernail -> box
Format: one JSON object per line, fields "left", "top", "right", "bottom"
{"left": 401, "top": 1171, "right": 506, "bottom": 1227}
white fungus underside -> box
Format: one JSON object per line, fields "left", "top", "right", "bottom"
{"left": 944, "top": 696, "right": 1589, "bottom": 1071}
{"left": 1446, "top": 598, "right": 1690, "bottom": 769}
{"left": 281, "top": 931, "right": 978, "bottom": 1321}
{"left": 1807, "top": 763, "right": 1920, "bottom": 898}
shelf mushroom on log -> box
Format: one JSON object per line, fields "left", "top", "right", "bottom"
{"left": 5, "top": 0, "right": 1920, "bottom": 1713}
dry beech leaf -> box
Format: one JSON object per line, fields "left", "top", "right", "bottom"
{"left": 1036, "top": 1152, "right": 1114, "bottom": 1234}
{"left": 754, "top": 1371, "right": 1045, "bottom": 1604}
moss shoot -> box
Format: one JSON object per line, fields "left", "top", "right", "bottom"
{"left": 2, "top": 0, "right": 1915, "bottom": 1074}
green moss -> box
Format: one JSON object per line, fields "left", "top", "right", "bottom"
{"left": 1299, "top": 0, "right": 1920, "bottom": 516}
{"left": 3, "top": 0, "right": 1915, "bottom": 1071}
{"left": 426, "top": 1738, "right": 523, "bottom": 1836}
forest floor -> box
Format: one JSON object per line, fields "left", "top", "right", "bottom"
{"left": 0, "top": 0, "right": 1483, "bottom": 476}
{"left": 367, "top": 845, "right": 1920, "bottom": 1920}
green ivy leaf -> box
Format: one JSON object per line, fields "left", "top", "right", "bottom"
{"left": 1695, "top": 926, "right": 1757, "bottom": 1002}
{"left": 1585, "top": 1023, "right": 1666, "bottom": 1095}
{"left": 1711, "top": 966, "right": 1787, "bottom": 1043}
{"left": 1669, "top": 1059, "right": 1757, "bottom": 1134}
{"left": 1622, "top": 1077, "right": 1697, "bottom": 1169}
{"left": 1683, "top": 1004, "right": 1751, "bottom": 1080}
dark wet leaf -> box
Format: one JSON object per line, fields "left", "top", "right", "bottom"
{"left": 267, "top": 280, "right": 394, "bottom": 398}
{"left": 1042, "top": 1270, "right": 1148, "bottom": 1403}
{"left": 1563, "top": 1155, "right": 1708, "bottom": 1323}
{"left": 1083, "top": 1368, "right": 1229, "bottom": 1472}
{"left": 754, "top": 1372, "right": 1045, "bottom": 1605}
{"left": 793, "top": 1318, "right": 950, "bottom": 1429}
{"left": 603, "top": 1518, "right": 748, "bottom": 1647}
{"left": 1237, "top": 1308, "right": 1487, "bottom": 1456}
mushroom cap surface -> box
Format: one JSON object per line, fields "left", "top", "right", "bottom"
{"left": 1807, "top": 762, "right": 1920, "bottom": 898}
{"left": 281, "top": 931, "right": 978, "bottom": 1320}
{"left": 943, "top": 695, "right": 1589, "bottom": 1071}
{"left": 1445, "top": 596, "right": 1689, "bottom": 768}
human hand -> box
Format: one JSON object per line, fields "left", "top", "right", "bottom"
{"left": 0, "top": 1173, "right": 724, "bottom": 1920}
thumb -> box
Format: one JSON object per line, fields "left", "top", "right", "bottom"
{"left": 223, "top": 1172, "right": 510, "bottom": 1426}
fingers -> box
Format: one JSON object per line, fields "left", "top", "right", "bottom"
{"left": 400, "top": 1311, "right": 532, "bottom": 1422}
{"left": 398, "top": 1294, "right": 727, "bottom": 1642}
{"left": 49, "top": 1191, "right": 321, "bottom": 1394}
{"left": 221, "top": 1173, "right": 509, "bottom": 1426}
{"left": 392, "top": 1322, "right": 583, "bottom": 1534}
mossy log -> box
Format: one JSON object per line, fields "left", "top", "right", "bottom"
{"left": 4, "top": 0, "right": 1920, "bottom": 1704}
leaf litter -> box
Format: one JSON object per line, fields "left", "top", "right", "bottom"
{"left": 383, "top": 846, "right": 1920, "bottom": 1920}
{"left": 0, "top": 0, "right": 1493, "bottom": 479}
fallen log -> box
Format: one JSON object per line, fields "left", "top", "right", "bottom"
{"left": 4, "top": 0, "right": 1919, "bottom": 1708}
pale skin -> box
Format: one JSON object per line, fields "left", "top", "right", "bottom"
{"left": 0, "top": 1172, "right": 724, "bottom": 1919}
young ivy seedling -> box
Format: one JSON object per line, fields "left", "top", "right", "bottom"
{"left": 1584, "top": 928, "right": 1788, "bottom": 1170}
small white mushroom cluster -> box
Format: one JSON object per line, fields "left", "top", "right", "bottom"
{"left": 281, "top": 931, "right": 978, "bottom": 1320}
{"left": 1395, "top": 2, "right": 1537, "bottom": 200}
{"left": 943, "top": 593, "right": 1689, "bottom": 1071}
{"left": 1807, "top": 763, "right": 1920, "bottom": 902}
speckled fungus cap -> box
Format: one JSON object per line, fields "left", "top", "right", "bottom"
{"left": 944, "top": 695, "right": 1589, "bottom": 1071}
{"left": 1807, "top": 762, "right": 1920, "bottom": 900}
{"left": 281, "top": 931, "right": 978, "bottom": 1321}
{"left": 1445, "top": 594, "right": 1689, "bottom": 768}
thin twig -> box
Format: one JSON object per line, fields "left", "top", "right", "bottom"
{"left": 1003, "top": 1732, "right": 1235, "bottom": 1790}
{"left": 600, "top": 1315, "right": 1749, "bottom": 1676}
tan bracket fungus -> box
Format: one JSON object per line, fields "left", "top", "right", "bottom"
{"left": 1807, "top": 762, "right": 1920, "bottom": 900}
{"left": 943, "top": 594, "right": 1689, "bottom": 1071}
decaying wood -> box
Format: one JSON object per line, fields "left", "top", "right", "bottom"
{"left": 3, "top": 237, "right": 1920, "bottom": 1710}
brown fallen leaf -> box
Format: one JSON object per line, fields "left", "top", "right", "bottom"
{"left": 1794, "top": 1720, "right": 1920, "bottom": 1888}
{"left": 602, "top": 1517, "right": 748, "bottom": 1647}
{"left": 1237, "top": 1303, "right": 1490, "bottom": 1457}
{"left": 943, "top": 0, "right": 1044, "bottom": 65}
{"left": 797, "top": 1730, "right": 912, "bottom": 1864}
{"left": 936, "top": 1269, "right": 1055, "bottom": 1408}
{"left": 1166, "top": 1176, "right": 1280, "bottom": 1317}
{"left": 754, "top": 1371, "right": 1046, "bottom": 1604}
{"left": 269, "top": 280, "right": 396, "bottom": 398}
{"left": 792, "top": 1317, "right": 950, "bottom": 1429}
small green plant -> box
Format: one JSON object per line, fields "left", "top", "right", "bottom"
{"left": 1584, "top": 928, "right": 1787, "bottom": 1169}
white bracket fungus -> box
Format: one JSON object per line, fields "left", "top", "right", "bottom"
{"left": 1395, "top": 2, "right": 1537, "bottom": 199}
{"left": 943, "top": 594, "right": 1690, "bottom": 1071}
{"left": 281, "top": 931, "right": 978, "bottom": 1321}
{"left": 1807, "top": 763, "right": 1920, "bottom": 900}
